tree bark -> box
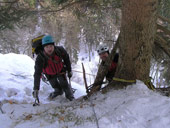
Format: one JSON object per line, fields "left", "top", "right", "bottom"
{"left": 115, "top": 0, "right": 158, "bottom": 82}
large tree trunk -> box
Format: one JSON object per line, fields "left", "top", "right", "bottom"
{"left": 115, "top": 0, "right": 158, "bottom": 82}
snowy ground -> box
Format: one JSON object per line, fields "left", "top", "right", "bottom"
{"left": 0, "top": 53, "right": 170, "bottom": 128}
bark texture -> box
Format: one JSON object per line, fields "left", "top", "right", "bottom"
{"left": 115, "top": 0, "right": 158, "bottom": 81}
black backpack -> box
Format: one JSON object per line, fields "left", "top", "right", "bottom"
{"left": 31, "top": 35, "right": 45, "bottom": 57}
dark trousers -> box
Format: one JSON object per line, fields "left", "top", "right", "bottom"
{"left": 48, "top": 75, "right": 74, "bottom": 99}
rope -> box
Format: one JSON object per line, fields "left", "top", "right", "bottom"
{"left": 72, "top": 70, "right": 96, "bottom": 77}
{"left": 89, "top": 98, "right": 100, "bottom": 128}
{"left": 113, "top": 77, "right": 155, "bottom": 90}
{"left": 87, "top": 69, "right": 100, "bottom": 128}
{"left": 144, "top": 78, "right": 155, "bottom": 90}
{"left": 113, "top": 77, "right": 136, "bottom": 83}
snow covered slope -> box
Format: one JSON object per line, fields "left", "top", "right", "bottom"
{"left": 0, "top": 53, "right": 170, "bottom": 128}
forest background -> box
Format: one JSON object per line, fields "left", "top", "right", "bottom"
{"left": 0, "top": 0, "right": 170, "bottom": 87}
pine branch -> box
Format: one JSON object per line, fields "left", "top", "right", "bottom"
{"left": 30, "top": 0, "right": 89, "bottom": 14}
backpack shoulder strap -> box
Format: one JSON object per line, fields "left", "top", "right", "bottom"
{"left": 54, "top": 46, "right": 65, "bottom": 58}
{"left": 38, "top": 51, "right": 48, "bottom": 68}
{"left": 55, "top": 46, "right": 71, "bottom": 72}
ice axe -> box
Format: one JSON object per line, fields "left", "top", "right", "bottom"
{"left": 33, "top": 97, "right": 40, "bottom": 107}
{"left": 0, "top": 101, "right": 4, "bottom": 114}
{"left": 69, "top": 77, "right": 71, "bottom": 86}
{"left": 68, "top": 76, "right": 76, "bottom": 93}
{"left": 32, "top": 91, "right": 40, "bottom": 107}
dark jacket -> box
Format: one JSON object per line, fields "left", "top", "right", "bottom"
{"left": 105, "top": 53, "right": 119, "bottom": 82}
{"left": 33, "top": 46, "right": 71, "bottom": 90}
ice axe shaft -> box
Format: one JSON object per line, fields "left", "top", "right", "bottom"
{"left": 33, "top": 98, "right": 40, "bottom": 107}
{"left": 0, "top": 107, "right": 4, "bottom": 114}
{"left": 0, "top": 102, "right": 4, "bottom": 114}
{"left": 69, "top": 77, "right": 71, "bottom": 86}
{"left": 68, "top": 76, "right": 76, "bottom": 94}
{"left": 81, "top": 63, "right": 89, "bottom": 94}
{"left": 33, "top": 94, "right": 40, "bottom": 107}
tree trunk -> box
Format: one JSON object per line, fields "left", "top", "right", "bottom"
{"left": 115, "top": 0, "right": 158, "bottom": 82}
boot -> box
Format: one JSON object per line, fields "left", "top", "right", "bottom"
{"left": 66, "top": 95, "right": 75, "bottom": 101}
{"left": 48, "top": 89, "right": 63, "bottom": 99}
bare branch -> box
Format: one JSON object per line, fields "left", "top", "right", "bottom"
{"left": 157, "top": 24, "right": 170, "bottom": 36}
{"left": 0, "top": 0, "right": 19, "bottom": 4}
{"left": 155, "top": 34, "right": 170, "bottom": 58}
{"left": 29, "top": 0, "right": 89, "bottom": 14}
{"left": 158, "top": 15, "right": 170, "bottom": 24}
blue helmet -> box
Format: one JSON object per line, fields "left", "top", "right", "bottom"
{"left": 42, "top": 35, "right": 54, "bottom": 46}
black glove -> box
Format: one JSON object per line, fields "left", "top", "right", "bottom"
{"left": 32, "top": 90, "right": 39, "bottom": 99}
{"left": 67, "top": 71, "right": 73, "bottom": 78}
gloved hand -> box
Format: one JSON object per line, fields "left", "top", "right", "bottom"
{"left": 67, "top": 71, "right": 73, "bottom": 78}
{"left": 32, "top": 90, "right": 39, "bottom": 99}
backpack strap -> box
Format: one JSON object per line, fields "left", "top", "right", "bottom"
{"left": 54, "top": 46, "right": 63, "bottom": 59}
{"left": 54, "top": 46, "right": 72, "bottom": 72}
{"left": 38, "top": 51, "right": 48, "bottom": 68}
{"left": 38, "top": 46, "right": 71, "bottom": 72}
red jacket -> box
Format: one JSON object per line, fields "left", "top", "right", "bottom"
{"left": 43, "top": 54, "right": 64, "bottom": 75}
{"left": 106, "top": 53, "right": 119, "bottom": 82}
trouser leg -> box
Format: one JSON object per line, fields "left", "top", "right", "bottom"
{"left": 57, "top": 75, "right": 74, "bottom": 101}
{"left": 48, "top": 76, "right": 63, "bottom": 97}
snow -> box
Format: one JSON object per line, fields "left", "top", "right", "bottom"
{"left": 0, "top": 53, "right": 170, "bottom": 128}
